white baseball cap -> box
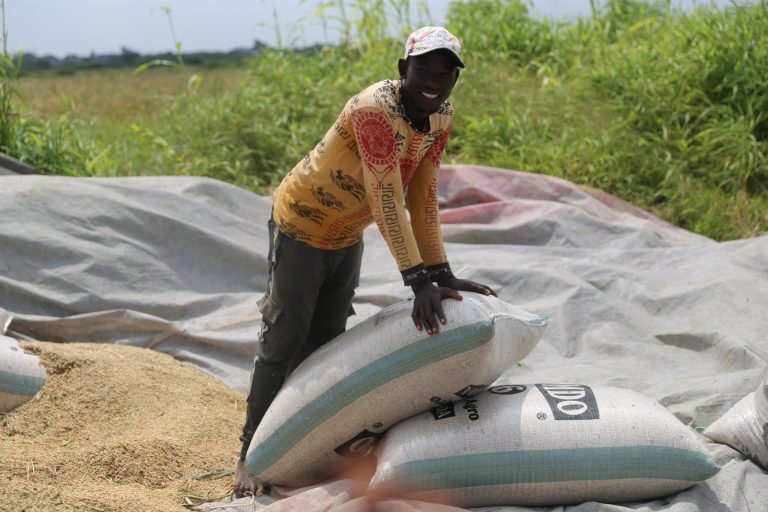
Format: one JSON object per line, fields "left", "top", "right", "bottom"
{"left": 403, "top": 26, "right": 465, "bottom": 68}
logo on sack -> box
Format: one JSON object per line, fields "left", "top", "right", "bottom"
{"left": 430, "top": 401, "right": 456, "bottom": 420}
{"left": 462, "top": 397, "right": 480, "bottom": 421}
{"left": 489, "top": 384, "right": 527, "bottom": 395}
{"left": 429, "top": 396, "right": 456, "bottom": 420}
{"left": 454, "top": 384, "right": 487, "bottom": 399}
{"left": 536, "top": 384, "right": 600, "bottom": 420}
{"left": 334, "top": 429, "right": 383, "bottom": 458}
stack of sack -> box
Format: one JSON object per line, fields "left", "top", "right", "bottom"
{"left": 245, "top": 292, "right": 548, "bottom": 486}
{"left": 245, "top": 292, "right": 726, "bottom": 507}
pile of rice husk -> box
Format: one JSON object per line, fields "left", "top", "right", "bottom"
{"left": 0, "top": 341, "right": 247, "bottom": 511}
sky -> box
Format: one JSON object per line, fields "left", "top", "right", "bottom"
{"left": 6, "top": 0, "right": 738, "bottom": 58}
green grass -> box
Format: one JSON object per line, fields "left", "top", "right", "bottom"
{"left": 4, "top": 0, "right": 767, "bottom": 240}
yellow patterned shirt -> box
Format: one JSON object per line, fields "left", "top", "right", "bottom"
{"left": 272, "top": 79, "right": 452, "bottom": 285}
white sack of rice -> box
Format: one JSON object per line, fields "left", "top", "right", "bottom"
{"left": 0, "top": 334, "right": 48, "bottom": 412}
{"left": 704, "top": 374, "right": 768, "bottom": 469}
{"left": 369, "top": 383, "right": 720, "bottom": 507}
{"left": 245, "top": 293, "right": 548, "bottom": 487}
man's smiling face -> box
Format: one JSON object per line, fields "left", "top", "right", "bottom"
{"left": 399, "top": 50, "right": 460, "bottom": 120}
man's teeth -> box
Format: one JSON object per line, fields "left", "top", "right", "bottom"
{"left": 421, "top": 92, "right": 438, "bottom": 99}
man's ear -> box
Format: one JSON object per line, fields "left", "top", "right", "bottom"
{"left": 398, "top": 58, "right": 408, "bottom": 79}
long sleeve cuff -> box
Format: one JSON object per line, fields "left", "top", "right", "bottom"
{"left": 427, "top": 262, "right": 454, "bottom": 282}
{"left": 401, "top": 264, "right": 431, "bottom": 286}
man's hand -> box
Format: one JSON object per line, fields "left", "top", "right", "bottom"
{"left": 411, "top": 281, "right": 462, "bottom": 335}
{"left": 436, "top": 275, "right": 497, "bottom": 297}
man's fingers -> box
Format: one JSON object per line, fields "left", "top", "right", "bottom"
{"left": 477, "top": 283, "right": 496, "bottom": 296}
{"left": 467, "top": 282, "right": 496, "bottom": 297}
{"left": 412, "top": 286, "right": 476, "bottom": 335}
{"left": 468, "top": 282, "right": 487, "bottom": 293}
{"left": 445, "top": 289, "right": 463, "bottom": 300}
{"left": 423, "top": 310, "right": 438, "bottom": 334}
{"left": 416, "top": 306, "right": 439, "bottom": 334}
{"left": 413, "top": 307, "right": 433, "bottom": 334}
{"left": 433, "top": 299, "right": 447, "bottom": 326}
{"left": 468, "top": 282, "right": 493, "bottom": 295}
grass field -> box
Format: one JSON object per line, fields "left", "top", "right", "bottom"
{"left": 18, "top": 67, "right": 247, "bottom": 124}
{"left": 3, "top": 0, "right": 767, "bottom": 240}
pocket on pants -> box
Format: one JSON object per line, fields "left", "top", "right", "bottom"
{"left": 257, "top": 294, "right": 282, "bottom": 325}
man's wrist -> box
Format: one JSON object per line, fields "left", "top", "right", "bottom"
{"left": 411, "top": 279, "right": 435, "bottom": 295}
{"left": 427, "top": 262, "right": 454, "bottom": 283}
{"left": 401, "top": 264, "right": 430, "bottom": 287}
{"left": 435, "top": 275, "right": 456, "bottom": 288}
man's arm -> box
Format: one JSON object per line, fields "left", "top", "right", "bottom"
{"left": 406, "top": 127, "right": 497, "bottom": 334}
{"left": 351, "top": 108, "right": 494, "bottom": 336}
{"left": 351, "top": 108, "right": 431, "bottom": 285}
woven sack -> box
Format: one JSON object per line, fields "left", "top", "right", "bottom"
{"left": 370, "top": 383, "right": 720, "bottom": 507}
{"left": 0, "top": 335, "right": 47, "bottom": 412}
{"left": 704, "top": 374, "right": 768, "bottom": 469}
{"left": 245, "top": 293, "right": 548, "bottom": 487}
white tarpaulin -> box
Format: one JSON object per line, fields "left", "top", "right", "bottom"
{"left": 1, "top": 164, "right": 766, "bottom": 510}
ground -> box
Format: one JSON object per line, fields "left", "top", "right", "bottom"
{"left": 1, "top": 341, "right": 245, "bottom": 511}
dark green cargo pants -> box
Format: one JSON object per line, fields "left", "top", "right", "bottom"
{"left": 240, "top": 216, "right": 363, "bottom": 458}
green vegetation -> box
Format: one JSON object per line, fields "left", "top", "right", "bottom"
{"left": 4, "top": 0, "right": 767, "bottom": 240}
{"left": 0, "top": 51, "right": 19, "bottom": 152}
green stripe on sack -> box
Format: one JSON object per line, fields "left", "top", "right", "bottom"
{"left": 380, "top": 446, "right": 721, "bottom": 494}
{"left": 0, "top": 369, "right": 46, "bottom": 397}
{"left": 246, "top": 320, "right": 496, "bottom": 475}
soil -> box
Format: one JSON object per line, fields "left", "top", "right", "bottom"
{"left": 0, "top": 341, "right": 247, "bottom": 511}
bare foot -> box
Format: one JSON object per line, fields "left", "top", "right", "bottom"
{"left": 233, "top": 458, "right": 268, "bottom": 498}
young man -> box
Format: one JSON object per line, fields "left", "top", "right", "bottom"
{"left": 235, "top": 26, "right": 496, "bottom": 497}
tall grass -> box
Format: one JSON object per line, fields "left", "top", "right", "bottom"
{"left": 1, "top": 0, "right": 7, "bottom": 56}
{"left": 5, "top": 0, "right": 768, "bottom": 239}
{"left": 447, "top": 0, "right": 767, "bottom": 238}
{"left": 0, "top": 52, "right": 19, "bottom": 152}
{"left": 1, "top": 0, "right": 16, "bottom": 152}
